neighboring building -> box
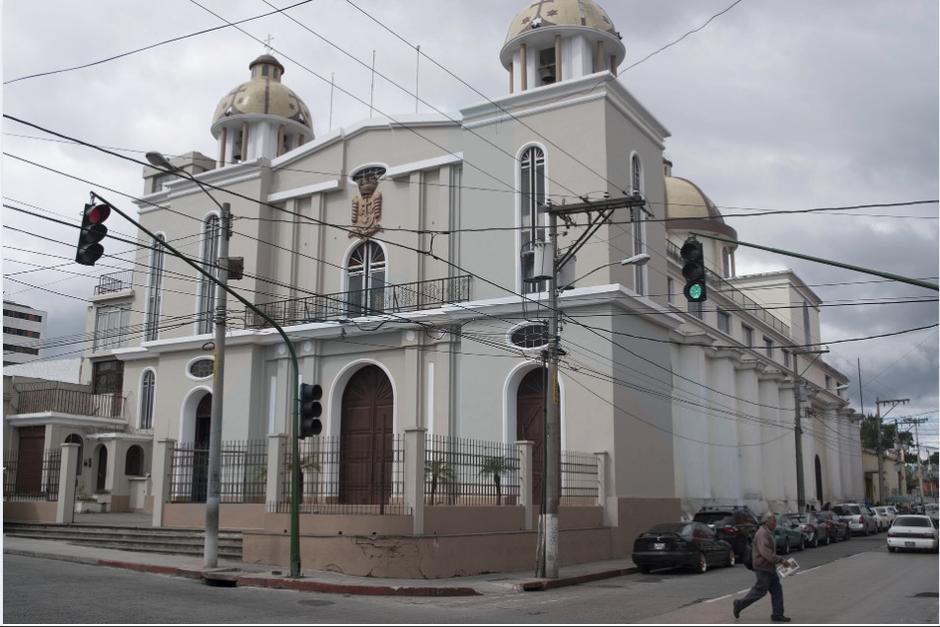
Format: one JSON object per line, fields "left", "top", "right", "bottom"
{"left": 5, "top": 0, "right": 863, "bottom": 574}
{"left": 3, "top": 301, "right": 47, "bottom": 366}
{"left": 862, "top": 448, "right": 905, "bottom": 504}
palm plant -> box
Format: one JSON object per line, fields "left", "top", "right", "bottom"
{"left": 425, "top": 457, "right": 454, "bottom": 505}
{"left": 479, "top": 456, "right": 513, "bottom": 505}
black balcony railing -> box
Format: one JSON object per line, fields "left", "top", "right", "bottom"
{"left": 14, "top": 388, "right": 124, "bottom": 418}
{"left": 94, "top": 270, "right": 134, "bottom": 295}
{"left": 246, "top": 275, "right": 472, "bottom": 329}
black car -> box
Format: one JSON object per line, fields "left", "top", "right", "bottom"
{"left": 632, "top": 521, "right": 736, "bottom": 574}
{"left": 816, "top": 510, "right": 851, "bottom": 541}
{"left": 692, "top": 506, "right": 760, "bottom": 559}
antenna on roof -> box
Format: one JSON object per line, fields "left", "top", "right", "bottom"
{"left": 263, "top": 34, "right": 274, "bottom": 54}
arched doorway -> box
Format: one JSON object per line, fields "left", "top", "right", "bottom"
{"left": 65, "top": 434, "right": 83, "bottom": 483}
{"left": 815, "top": 454, "right": 823, "bottom": 504}
{"left": 340, "top": 365, "right": 393, "bottom": 506}
{"left": 191, "top": 393, "right": 212, "bottom": 502}
{"left": 516, "top": 368, "right": 546, "bottom": 505}
{"left": 96, "top": 444, "right": 108, "bottom": 492}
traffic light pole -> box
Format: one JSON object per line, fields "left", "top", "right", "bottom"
{"left": 89, "top": 192, "right": 305, "bottom": 578}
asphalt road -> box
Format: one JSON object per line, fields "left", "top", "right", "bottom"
{"left": 4, "top": 535, "right": 937, "bottom": 624}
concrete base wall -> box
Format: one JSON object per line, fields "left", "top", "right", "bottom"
{"left": 425, "top": 506, "right": 526, "bottom": 534}
{"left": 243, "top": 526, "right": 614, "bottom": 578}
{"left": 262, "top": 512, "right": 413, "bottom": 536}
{"left": 163, "top": 504, "right": 266, "bottom": 530}
{"left": 4, "top": 501, "right": 58, "bottom": 523}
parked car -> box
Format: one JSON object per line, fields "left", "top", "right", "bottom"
{"left": 925, "top": 503, "right": 939, "bottom": 521}
{"left": 832, "top": 503, "right": 877, "bottom": 535}
{"left": 816, "top": 510, "right": 851, "bottom": 542}
{"left": 866, "top": 506, "right": 888, "bottom": 532}
{"left": 772, "top": 514, "right": 806, "bottom": 553}
{"left": 692, "top": 506, "right": 760, "bottom": 560}
{"left": 632, "top": 522, "right": 737, "bottom": 574}
{"left": 887, "top": 515, "right": 939, "bottom": 553}
{"left": 783, "top": 512, "right": 830, "bottom": 547}
{"left": 875, "top": 506, "right": 897, "bottom": 528}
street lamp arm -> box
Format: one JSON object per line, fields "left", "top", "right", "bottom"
{"left": 564, "top": 253, "right": 650, "bottom": 289}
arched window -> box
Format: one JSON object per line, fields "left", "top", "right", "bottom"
{"left": 347, "top": 242, "right": 386, "bottom": 317}
{"left": 630, "top": 154, "right": 646, "bottom": 295}
{"left": 125, "top": 445, "right": 144, "bottom": 476}
{"left": 64, "top": 434, "right": 83, "bottom": 478}
{"left": 198, "top": 215, "right": 221, "bottom": 334}
{"left": 520, "top": 146, "right": 546, "bottom": 293}
{"left": 139, "top": 370, "right": 155, "bottom": 430}
{"left": 145, "top": 234, "right": 165, "bottom": 341}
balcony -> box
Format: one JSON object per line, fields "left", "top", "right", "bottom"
{"left": 14, "top": 388, "right": 124, "bottom": 419}
{"left": 667, "top": 241, "right": 790, "bottom": 336}
{"left": 94, "top": 270, "right": 133, "bottom": 295}
{"left": 247, "top": 276, "right": 472, "bottom": 329}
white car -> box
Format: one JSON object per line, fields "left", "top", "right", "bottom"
{"left": 875, "top": 506, "right": 897, "bottom": 528}
{"left": 925, "top": 503, "right": 939, "bottom": 520}
{"left": 833, "top": 503, "right": 877, "bottom": 535}
{"left": 887, "top": 515, "right": 939, "bottom": 552}
{"left": 866, "top": 506, "right": 887, "bottom": 532}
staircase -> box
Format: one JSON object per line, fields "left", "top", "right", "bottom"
{"left": 3, "top": 523, "right": 243, "bottom": 560}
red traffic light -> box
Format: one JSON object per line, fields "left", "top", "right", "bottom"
{"left": 75, "top": 202, "right": 112, "bottom": 266}
{"left": 85, "top": 203, "right": 111, "bottom": 224}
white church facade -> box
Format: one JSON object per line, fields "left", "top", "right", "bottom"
{"left": 4, "top": 0, "right": 863, "bottom": 576}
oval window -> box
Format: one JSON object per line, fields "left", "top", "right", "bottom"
{"left": 510, "top": 324, "right": 549, "bottom": 349}
{"left": 189, "top": 359, "right": 214, "bottom": 379}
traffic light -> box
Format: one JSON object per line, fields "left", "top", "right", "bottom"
{"left": 75, "top": 202, "right": 111, "bottom": 266}
{"left": 299, "top": 383, "right": 322, "bottom": 438}
{"left": 680, "top": 237, "right": 707, "bottom": 302}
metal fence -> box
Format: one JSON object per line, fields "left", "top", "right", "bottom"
{"left": 424, "top": 435, "right": 520, "bottom": 506}
{"left": 94, "top": 269, "right": 134, "bottom": 295}
{"left": 276, "top": 434, "right": 409, "bottom": 515}
{"left": 247, "top": 275, "right": 472, "bottom": 328}
{"left": 3, "top": 449, "right": 61, "bottom": 501}
{"left": 14, "top": 388, "right": 124, "bottom": 418}
{"left": 561, "top": 451, "right": 599, "bottom": 505}
{"left": 168, "top": 440, "right": 267, "bottom": 504}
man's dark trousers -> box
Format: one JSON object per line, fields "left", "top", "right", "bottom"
{"left": 738, "top": 570, "right": 784, "bottom": 617}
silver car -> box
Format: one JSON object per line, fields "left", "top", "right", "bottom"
{"left": 832, "top": 503, "right": 877, "bottom": 535}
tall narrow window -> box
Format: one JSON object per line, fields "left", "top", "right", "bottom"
{"left": 802, "top": 302, "right": 812, "bottom": 345}
{"left": 198, "top": 215, "right": 221, "bottom": 334}
{"left": 722, "top": 247, "right": 735, "bottom": 278}
{"left": 146, "top": 235, "right": 165, "bottom": 341}
{"left": 140, "top": 370, "right": 155, "bottom": 430}
{"left": 764, "top": 337, "right": 774, "bottom": 358}
{"left": 717, "top": 309, "right": 731, "bottom": 334}
{"left": 742, "top": 325, "right": 753, "bottom": 347}
{"left": 630, "top": 154, "right": 645, "bottom": 295}
{"left": 520, "top": 146, "right": 546, "bottom": 293}
{"left": 347, "top": 241, "right": 386, "bottom": 317}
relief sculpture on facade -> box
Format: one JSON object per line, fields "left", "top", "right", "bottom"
{"left": 350, "top": 166, "right": 385, "bottom": 238}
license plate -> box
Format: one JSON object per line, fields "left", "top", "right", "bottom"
{"left": 905, "top": 541, "right": 916, "bottom": 548}
{"left": 653, "top": 542, "right": 665, "bottom": 550}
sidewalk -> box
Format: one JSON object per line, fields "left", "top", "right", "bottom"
{"left": 2, "top": 535, "right": 636, "bottom": 597}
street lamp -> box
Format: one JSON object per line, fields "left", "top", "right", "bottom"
{"left": 563, "top": 253, "right": 650, "bottom": 289}
{"left": 147, "top": 151, "right": 230, "bottom": 570}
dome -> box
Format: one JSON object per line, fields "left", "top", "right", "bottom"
{"left": 505, "top": 0, "right": 619, "bottom": 43}
{"left": 664, "top": 176, "right": 737, "bottom": 240}
{"left": 211, "top": 54, "right": 312, "bottom": 138}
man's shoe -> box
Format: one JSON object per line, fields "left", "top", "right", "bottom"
{"left": 771, "top": 616, "right": 792, "bottom": 623}
{"left": 732, "top": 600, "right": 741, "bottom": 619}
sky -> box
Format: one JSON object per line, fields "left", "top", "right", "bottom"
{"left": 2, "top": 0, "right": 938, "bottom": 451}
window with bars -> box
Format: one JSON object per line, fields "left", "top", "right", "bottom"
{"left": 520, "top": 146, "right": 546, "bottom": 294}
{"left": 139, "top": 370, "right": 155, "bottom": 430}
{"left": 198, "top": 215, "right": 221, "bottom": 334}
{"left": 347, "top": 241, "right": 386, "bottom": 317}
{"left": 146, "top": 234, "right": 165, "bottom": 341}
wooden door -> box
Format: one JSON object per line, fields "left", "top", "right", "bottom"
{"left": 517, "top": 368, "right": 546, "bottom": 506}
{"left": 339, "top": 366, "right": 393, "bottom": 506}
{"left": 15, "top": 426, "right": 45, "bottom": 495}
{"left": 191, "top": 394, "right": 212, "bottom": 503}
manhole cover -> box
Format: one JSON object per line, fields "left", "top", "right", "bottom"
{"left": 297, "top": 599, "right": 336, "bottom": 607}
{"left": 911, "top": 592, "right": 939, "bottom": 598}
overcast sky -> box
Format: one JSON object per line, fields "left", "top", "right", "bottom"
{"left": 3, "top": 0, "right": 938, "bottom": 450}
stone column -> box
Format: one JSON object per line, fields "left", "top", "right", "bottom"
{"left": 822, "top": 408, "right": 842, "bottom": 501}
{"left": 517, "top": 441, "right": 535, "bottom": 530}
{"left": 778, "top": 379, "right": 798, "bottom": 508}
{"left": 151, "top": 438, "right": 176, "bottom": 528}
{"left": 594, "top": 451, "right": 611, "bottom": 527}
{"left": 758, "top": 370, "right": 786, "bottom": 511}
{"left": 802, "top": 402, "right": 819, "bottom": 507}
{"left": 838, "top": 408, "right": 855, "bottom": 502}
{"left": 676, "top": 343, "right": 711, "bottom": 506}
{"left": 265, "top": 434, "right": 286, "bottom": 513}
{"left": 404, "top": 428, "right": 426, "bottom": 536}
{"left": 706, "top": 350, "right": 742, "bottom": 504}
{"left": 735, "top": 360, "right": 764, "bottom": 506}
{"left": 56, "top": 442, "right": 79, "bottom": 524}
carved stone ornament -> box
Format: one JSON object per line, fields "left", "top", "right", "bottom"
{"left": 350, "top": 166, "right": 385, "bottom": 238}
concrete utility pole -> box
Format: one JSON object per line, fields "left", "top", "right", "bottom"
{"left": 875, "top": 398, "right": 909, "bottom": 504}
{"left": 791, "top": 348, "right": 828, "bottom": 513}
{"left": 205, "top": 202, "right": 231, "bottom": 569}
{"left": 535, "top": 193, "right": 647, "bottom": 578}
{"left": 900, "top": 416, "right": 929, "bottom": 507}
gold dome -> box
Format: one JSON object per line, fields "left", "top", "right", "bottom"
{"left": 211, "top": 55, "right": 312, "bottom": 137}
{"left": 505, "top": 0, "right": 618, "bottom": 43}
{"left": 664, "top": 176, "right": 737, "bottom": 240}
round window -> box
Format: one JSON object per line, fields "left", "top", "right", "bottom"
{"left": 510, "top": 324, "right": 549, "bottom": 349}
{"left": 189, "top": 359, "right": 214, "bottom": 378}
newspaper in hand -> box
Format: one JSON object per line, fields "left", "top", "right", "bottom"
{"left": 777, "top": 558, "right": 799, "bottom": 578}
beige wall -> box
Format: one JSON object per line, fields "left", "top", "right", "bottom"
{"left": 164, "top": 503, "right": 266, "bottom": 530}
{"left": 4, "top": 501, "right": 57, "bottom": 523}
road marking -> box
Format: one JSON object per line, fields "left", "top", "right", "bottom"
{"left": 704, "top": 593, "right": 734, "bottom": 603}
{"left": 795, "top": 565, "right": 822, "bottom": 576}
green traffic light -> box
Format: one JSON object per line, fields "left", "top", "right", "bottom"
{"left": 688, "top": 283, "right": 703, "bottom": 300}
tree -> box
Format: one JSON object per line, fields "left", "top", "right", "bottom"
{"left": 425, "top": 458, "right": 453, "bottom": 505}
{"left": 860, "top": 416, "right": 913, "bottom": 456}
{"left": 479, "top": 456, "right": 514, "bottom": 506}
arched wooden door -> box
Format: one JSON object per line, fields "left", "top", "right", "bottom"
{"left": 340, "top": 366, "right": 393, "bottom": 506}
{"left": 191, "top": 393, "right": 212, "bottom": 503}
{"left": 517, "top": 368, "right": 546, "bottom": 505}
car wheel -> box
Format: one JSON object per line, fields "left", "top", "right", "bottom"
{"left": 825, "top": 534, "right": 831, "bottom": 546}
{"left": 696, "top": 552, "right": 708, "bottom": 574}
{"left": 888, "top": 546, "right": 896, "bottom": 553}
{"left": 727, "top": 550, "right": 736, "bottom": 567}
{"left": 783, "top": 539, "right": 790, "bottom": 555}
{"left": 812, "top": 534, "right": 819, "bottom": 548}
{"left": 639, "top": 565, "right": 651, "bottom": 574}
{"left": 800, "top": 537, "right": 805, "bottom": 551}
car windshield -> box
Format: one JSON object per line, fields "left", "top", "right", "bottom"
{"left": 693, "top": 513, "right": 732, "bottom": 525}
{"left": 895, "top": 516, "right": 930, "bottom": 527}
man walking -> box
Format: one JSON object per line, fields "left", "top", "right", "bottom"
{"left": 733, "top": 513, "right": 793, "bottom": 622}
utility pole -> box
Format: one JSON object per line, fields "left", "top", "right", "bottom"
{"left": 875, "top": 398, "right": 909, "bottom": 504}
{"left": 205, "top": 202, "right": 231, "bottom": 569}
{"left": 534, "top": 193, "right": 647, "bottom": 578}
{"left": 900, "top": 416, "right": 929, "bottom": 507}
{"left": 791, "top": 348, "right": 827, "bottom": 513}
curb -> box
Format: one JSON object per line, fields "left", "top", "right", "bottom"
{"left": 517, "top": 566, "right": 638, "bottom": 591}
